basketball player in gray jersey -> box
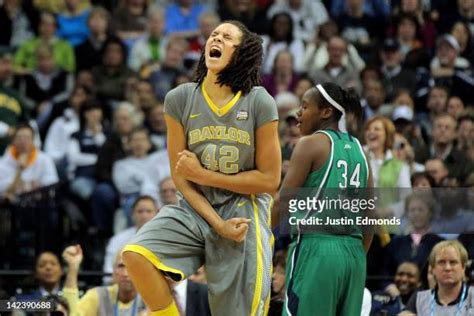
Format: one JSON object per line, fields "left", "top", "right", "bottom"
{"left": 123, "top": 21, "right": 281, "bottom": 316}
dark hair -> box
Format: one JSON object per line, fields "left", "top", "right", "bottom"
{"left": 79, "top": 99, "right": 102, "bottom": 131}
{"left": 313, "top": 82, "right": 362, "bottom": 124}
{"left": 101, "top": 37, "right": 128, "bottom": 65}
{"left": 411, "top": 171, "right": 436, "bottom": 187}
{"left": 193, "top": 20, "right": 263, "bottom": 95}
{"left": 269, "top": 12, "right": 294, "bottom": 44}
{"left": 132, "top": 195, "right": 157, "bottom": 211}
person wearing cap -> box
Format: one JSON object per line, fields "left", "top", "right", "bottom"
{"left": 0, "top": 49, "right": 29, "bottom": 155}
{"left": 431, "top": 34, "right": 471, "bottom": 75}
{"left": 379, "top": 38, "right": 417, "bottom": 100}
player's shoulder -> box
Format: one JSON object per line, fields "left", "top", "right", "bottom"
{"left": 294, "top": 134, "right": 331, "bottom": 155}
{"left": 165, "top": 82, "right": 198, "bottom": 102}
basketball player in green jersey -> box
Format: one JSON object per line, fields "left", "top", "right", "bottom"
{"left": 281, "top": 82, "right": 374, "bottom": 316}
{"left": 122, "top": 21, "right": 281, "bottom": 316}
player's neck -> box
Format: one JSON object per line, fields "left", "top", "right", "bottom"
{"left": 317, "top": 121, "right": 338, "bottom": 132}
{"left": 203, "top": 73, "right": 235, "bottom": 107}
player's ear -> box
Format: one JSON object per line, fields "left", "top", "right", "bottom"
{"left": 321, "top": 107, "right": 334, "bottom": 120}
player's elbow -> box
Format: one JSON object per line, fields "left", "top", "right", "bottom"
{"left": 262, "top": 174, "right": 281, "bottom": 194}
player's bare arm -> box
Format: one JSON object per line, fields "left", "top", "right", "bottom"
{"left": 166, "top": 114, "right": 250, "bottom": 242}
{"left": 176, "top": 120, "right": 281, "bottom": 195}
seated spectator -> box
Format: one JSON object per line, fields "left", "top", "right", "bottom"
{"left": 90, "top": 102, "right": 142, "bottom": 236}
{"left": 416, "top": 85, "right": 449, "bottom": 140}
{"left": 127, "top": 79, "right": 159, "bottom": 114}
{"left": 268, "top": 252, "right": 286, "bottom": 316}
{"left": 184, "top": 11, "right": 220, "bottom": 71}
{"left": 424, "top": 158, "right": 449, "bottom": 186}
{"left": 415, "top": 113, "right": 474, "bottom": 182}
{"left": 393, "top": 132, "right": 425, "bottom": 175}
{"left": 148, "top": 36, "right": 188, "bottom": 102}
{"left": 437, "top": 0, "right": 474, "bottom": 34}
{"left": 310, "top": 36, "right": 361, "bottom": 93}
{"left": 217, "top": 0, "right": 268, "bottom": 35}
{"left": 379, "top": 38, "right": 417, "bottom": 101}
{"left": 303, "top": 20, "right": 366, "bottom": 76}
{"left": 75, "top": 7, "right": 111, "bottom": 72}
{"left": 383, "top": 193, "right": 443, "bottom": 280}
{"left": 103, "top": 195, "right": 158, "bottom": 284}
{"left": 164, "top": 0, "right": 207, "bottom": 39}
{"left": 168, "top": 279, "right": 211, "bottom": 316}
{"left": 44, "top": 84, "right": 91, "bottom": 179}
{"left": 456, "top": 110, "right": 474, "bottom": 156}
{"left": 146, "top": 104, "right": 167, "bottom": 150}
{"left": 450, "top": 21, "right": 473, "bottom": 62}
{"left": 0, "top": 49, "right": 29, "bottom": 154}
{"left": 112, "top": 128, "right": 170, "bottom": 224}
{"left": 360, "top": 80, "right": 391, "bottom": 120}
{"left": 261, "top": 12, "right": 305, "bottom": 74}
{"left": 280, "top": 109, "right": 301, "bottom": 177}
{"left": 446, "top": 95, "right": 465, "bottom": 119}
{"left": 111, "top": 0, "right": 148, "bottom": 44}
{"left": 292, "top": 76, "right": 314, "bottom": 100}
{"left": 400, "top": 240, "right": 474, "bottom": 315}
{"left": 67, "top": 99, "right": 106, "bottom": 201}
{"left": 56, "top": 0, "right": 91, "bottom": 47}
{"left": 0, "top": 0, "right": 34, "bottom": 49}
{"left": 91, "top": 38, "right": 136, "bottom": 104}
{"left": 331, "top": 0, "right": 390, "bottom": 19}
{"left": 266, "top": 0, "right": 328, "bottom": 43}
{"left": 14, "top": 12, "right": 75, "bottom": 73}
{"left": 128, "top": 7, "right": 167, "bottom": 73}
{"left": 371, "top": 261, "right": 421, "bottom": 315}
{"left": 262, "top": 50, "right": 300, "bottom": 97}
{"left": 63, "top": 246, "right": 148, "bottom": 316}
{"left": 14, "top": 44, "right": 74, "bottom": 129}
{"left": 393, "top": 14, "right": 423, "bottom": 58}
{"left": 363, "top": 116, "right": 412, "bottom": 188}
{"left": 274, "top": 92, "right": 299, "bottom": 124}
{"left": 158, "top": 177, "right": 177, "bottom": 206}
{"left": 0, "top": 124, "right": 58, "bottom": 201}
{"left": 411, "top": 171, "right": 435, "bottom": 188}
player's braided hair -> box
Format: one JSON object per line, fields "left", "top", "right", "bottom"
{"left": 194, "top": 20, "right": 263, "bottom": 95}
{"left": 314, "top": 82, "right": 362, "bottom": 123}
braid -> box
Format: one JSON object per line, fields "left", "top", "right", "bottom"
{"left": 193, "top": 21, "right": 263, "bottom": 95}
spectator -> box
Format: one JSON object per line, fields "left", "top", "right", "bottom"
{"left": 217, "top": 0, "right": 268, "bottom": 35}
{"left": 67, "top": 99, "right": 106, "bottom": 201}
{"left": 148, "top": 36, "right": 188, "bottom": 102}
{"left": 128, "top": 79, "right": 159, "bottom": 114}
{"left": 363, "top": 116, "right": 412, "bottom": 188}
{"left": 437, "top": 0, "right": 474, "bottom": 34}
{"left": 310, "top": 36, "right": 361, "bottom": 93}
{"left": 274, "top": 91, "right": 299, "bottom": 123}
{"left": 266, "top": 0, "right": 329, "bottom": 43}
{"left": 262, "top": 50, "right": 300, "bottom": 97}
{"left": 63, "top": 246, "right": 148, "bottom": 315}
{"left": 303, "top": 19, "right": 366, "bottom": 75}
{"left": 0, "top": 124, "right": 58, "bottom": 200}
{"left": 401, "top": 240, "right": 474, "bottom": 315}
{"left": 383, "top": 193, "right": 443, "bottom": 281}
{"left": 112, "top": 128, "right": 170, "bottom": 224}
{"left": 91, "top": 102, "right": 142, "bottom": 235}
{"left": 393, "top": 132, "right": 425, "bottom": 174}
{"left": 379, "top": 38, "right": 417, "bottom": 100}
{"left": 293, "top": 76, "right": 314, "bottom": 100}
{"left": 456, "top": 110, "right": 474, "bottom": 155}
{"left": 103, "top": 195, "right": 158, "bottom": 284}
{"left": 371, "top": 261, "right": 421, "bottom": 315}
{"left": 164, "top": 0, "right": 207, "bottom": 39}
{"left": 128, "top": 7, "right": 167, "bottom": 73}
{"left": 158, "top": 176, "right": 177, "bottom": 206}
{"left": 450, "top": 21, "right": 474, "bottom": 62}
{"left": 0, "top": 0, "right": 34, "bottom": 49}
{"left": 415, "top": 113, "right": 474, "bottom": 182}
{"left": 261, "top": 12, "right": 305, "bottom": 74}
{"left": 75, "top": 7, "right": 111, "bottom": 72}
{"left": 410, "top": 171, "right": 435, "bottom": 188}
{"left": 14, "top": 12, "right": 75, "bottom": 73}
{"left": 424, "top": 158, "right": 449, "bottom": 186}
{"left": 111, "top": 0, "right": 148, "bottom": 43}
{"left": 280, "top": 109, "right": 301, "bottom": 176}
{"left": 14, "top": 44, "right": 74, "bottom": 128}
{"left": 56, "top": 0, "right": 91, "bottom": 47}
{"left": 91, "top": 37, "right": 136, "bottom": 104}
{"left": 146, "top": 104, "right": 167, "bottom": 150}
{"left": 361, "top": 79, "right": 390, "bottom": 120}
{"left": 446, "top": 95, "right": 465, "bottom": 119}
{"left": 169, "top": 279, "right": 211, "bottom": 316}
{"left": 0, "top": 49, "right": 29, "bottom": 154}
{"left": 331, "top": 0, "right": 390, "bottom": 19}
{"left": 417, "top": 85, "right": 449, "bottom": 140}
{"left": 43, "top": 84, "right": 91, "bottom": 178}
{"left": 268, "top": 253, "right": 286, "bottom": 316}
{"left": 394, "top": 14, "right": 423, "bottom": 58}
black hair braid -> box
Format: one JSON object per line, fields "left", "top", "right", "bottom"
{"left": 193, "top": 21, "right": 263, "bottom": 95}
{"left": 316, "top": 82, "right": 362, "bottom": 123}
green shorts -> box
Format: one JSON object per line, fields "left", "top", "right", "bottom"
{"left": 284, "top": 234, "right": 366, "bottom": 316}
{"left": 123, "top": 193, "right": 274, "bottom": 316}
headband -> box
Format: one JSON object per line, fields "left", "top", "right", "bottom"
{"left": 316, "top": 84, "right": 347, "bottom": 132}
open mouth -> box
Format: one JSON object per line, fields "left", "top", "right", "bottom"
{"left": 210, "top": 47, "right": 222, "bottom": 58}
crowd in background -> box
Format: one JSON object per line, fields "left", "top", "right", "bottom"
{"left": 0, "top": 0, "right": 473, "bottom": 315}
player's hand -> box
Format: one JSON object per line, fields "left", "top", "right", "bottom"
{"left": 176, "top": 150, "right": 204, "bottom": 182}
{"left": 215, "top": 218, "right": 252, "bottom": 242}
{"left": 62, "top": 244, "right": 83, "bottom": 270}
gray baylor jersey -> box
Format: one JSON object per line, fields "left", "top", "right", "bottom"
{"left": 164, "top": 82, "right": 278, "bottom": 206}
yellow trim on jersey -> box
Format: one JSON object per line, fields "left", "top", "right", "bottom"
{"left": 201, "top": 81, "right": 242, "bottom": 117}
{"left": 122, "top": 245, "right": 185, "bottom": 281}
{"left": 251, "top": 194, "right": 264, "bottom": 316}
